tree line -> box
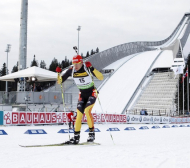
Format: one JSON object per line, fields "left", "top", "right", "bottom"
{"left": 0, "top": 47, "right": 100, "bottom": 91}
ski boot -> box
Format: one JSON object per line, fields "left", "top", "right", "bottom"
{"left": 65, "top": 132, "right": 80, "bottom": 144}
{"left": 87, "top": 131, "right": 95, "bottom": 142}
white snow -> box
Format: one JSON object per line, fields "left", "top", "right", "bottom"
{"left": 92, "top": 50, "right": 160, "bottom": 114}
{"left": 1, "top": 124, "right": 190, "bottom": 168}
{"left": 103, "top": 54, "right": 137, "bottom": 70}
{"left": 151, "top": 50, "right": 174, "bottom": 71}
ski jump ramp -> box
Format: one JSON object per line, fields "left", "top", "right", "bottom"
{"left": 90, "top": 13, "right": 190, "bottom": 114}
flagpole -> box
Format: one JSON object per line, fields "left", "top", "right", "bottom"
{"left": 178, "top": 75, "right": 179, "bottom": 115}
{"left": 180, "top": 40, "right": 186, "bottom": 116}
{"left": 187, "top": 65, "right": 189, "bottom": 112}
{"left": 183, "top": 73, "right": 184, "bottom": 116}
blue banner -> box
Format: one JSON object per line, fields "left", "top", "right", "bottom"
{"left": 58, "top": 129, "right": 74, "bottom": 133}
{"left": 0, "top": 130, "right": 8, "bottom": 135}
{"left": 85, "top": 128, "right": 100, "bottom": 132}
{"left": 24, "top": 129, "right": 47, "bottom": 134}
{"left": 0, "top": 111, "right": 3, "bottom": 125}
{"left": 106, "top": 128, "right": 120, "bottom": 131}
{"left": 124, "top": 127, "right": 136, "bottom": 131}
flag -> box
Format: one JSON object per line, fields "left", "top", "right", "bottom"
{"left": 181, "top": 69, "right": 188, "bottom": 83}
{"left": 185, "top": 69, "right": 188, "bottom": 77}
{"left": 173, "top": 66, "right": 183, "bottom": 75}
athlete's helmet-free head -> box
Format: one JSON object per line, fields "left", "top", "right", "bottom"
{"left": 72, "top": 55, "right": 83, "bottom": 64}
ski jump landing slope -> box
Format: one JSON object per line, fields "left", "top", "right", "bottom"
{"left": 92, "top": 50, "right": 161, "bottom": 114}
{"left": 92, "top": 14, "right": 190, "bottom": 114}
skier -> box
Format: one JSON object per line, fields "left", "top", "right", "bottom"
{"left": 67, "top": 111, "right": 76, "bottom": 129}
{"left": 56, "top": 55, "right": 103, "bottom": 144}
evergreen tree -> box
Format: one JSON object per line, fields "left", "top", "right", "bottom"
{"left": 96, "top": 47, "right": 99, "bottom": 53}
{"left": 10, "top": 62, "right": 19, "bottom": 91}
{"left": 90, "top": 49, "right": 94, "bottom": 55}
{"left": 61, "top": 60, "right": 66, "bottom": 69}
{"left": 30, "top": 55, "right": 38, "bottom": 67}
{"left": 11, "top": 62, "right": 18, "bottom": 73}
{"left": 40, "top": 60, "right": 46, "bottom": 69}
{"left": 0, "top": 63, "right": 6, "bottom": 76}
{"left": 0, "top": 63, "right": 6, "bottom": 91}
{"left": 49, "top": 57, "right": 60, "bottom": 72}
{"left": 86, "top": 51, "right": 89, "bottom": 57}
{"left": 61, "top": 56, "right": 72, "bottom": 69}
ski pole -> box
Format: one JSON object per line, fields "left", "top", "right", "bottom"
{"left": 88, "top": 72, "right": 115, "bottom": 145}
{"left": 57, "top": 71, "right": 70, "bottom": 140}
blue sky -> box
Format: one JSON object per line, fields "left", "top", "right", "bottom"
{"left": 0, "top": 0, "right": 190, "bottom": 72}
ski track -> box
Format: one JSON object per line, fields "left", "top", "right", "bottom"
{"left": 1, "top": 124, "right": 190, "bottom": 168}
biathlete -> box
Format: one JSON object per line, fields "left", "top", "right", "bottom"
{"left": 58, "top": 55, "right": 103, "bottom": 144}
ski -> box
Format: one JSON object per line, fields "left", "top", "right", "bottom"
{"left": 19, "top": 142, "right": 100, "bottom": 148}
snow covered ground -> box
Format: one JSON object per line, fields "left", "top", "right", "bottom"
{"left": 1, "top": 123, "right": 190, "bottom": 168}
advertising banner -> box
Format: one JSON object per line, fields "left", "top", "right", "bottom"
{"left": 170, "top": 117, "right": 190, "bottom": 124}
{"left": 2, "top": 111, "right": 127, "bottom": 125}
{"left": 1, "top": 111, "right": 190, "bottom": 125}
{"left": 126, "top": 115, "right": 171, "bottom": 124}
{"left": 0, "top": 111, "right": 3, "bottom": 125}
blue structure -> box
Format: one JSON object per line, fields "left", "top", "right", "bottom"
{"left": 139, "top": 126, "right": 149, "bottom": 130}
{"left": 0, "top": 111, "right": 3, "bottom": 125}
{"left": 162, "top": 125, "right": 170, "bottom": 128}
{"left": 180, "top": 125, "right": 186, "bottom": 127}
{"left": 106, "top": 128, "right": 120, "bottom": 131}
{"left": 124, "top": 127, "right": 136, "bottom": 131}
{"left": 172, "top": 125, "right": 178, "bottom": 128}
{"left": 24, "top": 129, "right": 47, "bottom": 134}
{"left": 152, "top": 126, "right": 160, "bottom": 129}
{"left": 0, "top": 130, "right": 8, "bottom": 135}
{"left": 58, "top": 129, "right": 74, "bottom": 133}
{"left": 85, "top": 128, "right": 100, "bottom": 132}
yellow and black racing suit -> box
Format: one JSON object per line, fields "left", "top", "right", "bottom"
{"left": 62, "top": 64, "right": 103, "bottom": 134}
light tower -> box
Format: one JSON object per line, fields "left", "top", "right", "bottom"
{"left": 77, "top": 26, "right": 81, "bottom": 54}
{"left": 5, "top": 44, "right": 11, "bottom": 93}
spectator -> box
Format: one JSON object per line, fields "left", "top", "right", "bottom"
{"left": 67, "top": 111, "right": 77, "bottom": 129}
{"left": 145, "top": 109, "right": 148, "bottom": 115}
{"left": 36, "top": 83, "right": 42, "bottom": 92}
{"left": 140, "top": 109, "right": 145, "bottom": 115}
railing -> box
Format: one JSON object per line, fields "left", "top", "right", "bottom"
{"left": 0, "top": 91, "right": 17, "bottom": 104}
{"left": 126, "top": 109, "right": 177, "bottom": 117}
{"left": 181, "top": 17, "right": 190, "bottom": 48}
{"left": 0, "top": 91, "right": 75, "bottom": 105}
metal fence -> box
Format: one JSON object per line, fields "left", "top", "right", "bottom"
{"left": 126, "top": 109, "right": 175, "bottom": 117}
{"left": 0, "top": 91, "right": 17, "bottom": 104}
{"left": 0, "top": 91, "right": 75, "bottom": 105}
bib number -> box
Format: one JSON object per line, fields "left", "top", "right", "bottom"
{"left": 79, "top": 78, "right": 85, "bottom": 83}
